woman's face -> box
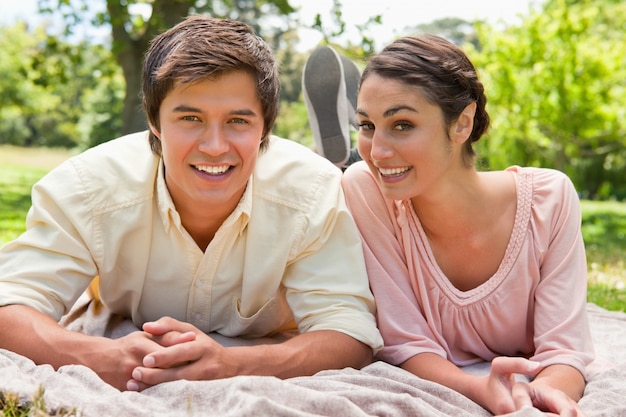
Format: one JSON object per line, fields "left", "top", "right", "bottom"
{"left": 356, "top": 74, "right": 464, "bottom": 202}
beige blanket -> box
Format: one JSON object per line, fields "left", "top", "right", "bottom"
{"left": 1, "top": 302, "right": 624, "bottom": 416}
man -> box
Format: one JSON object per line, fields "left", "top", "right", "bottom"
{"left": 0, "top": 15, "right": 382, "bottom": 392}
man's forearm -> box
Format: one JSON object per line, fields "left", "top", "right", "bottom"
{"left": 0, "top": 304, "right": 146, "bottom": 390}
{"left": 229, "top": 330, "right": 373, "bottom": 378}
{"left": 0, "top": 304, "right": 82, "bottom": 367}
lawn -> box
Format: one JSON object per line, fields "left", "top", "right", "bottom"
{"left": 580, "top": 200, "right": 626, "bottom": 311}
{"left": 0, "top": 145, "right": 625, "bottom": 311}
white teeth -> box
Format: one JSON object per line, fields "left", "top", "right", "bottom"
{"left": 379, "top": 166, "right": 410, "bottom": 176}
{"left": 195, "top": 165, "right": 230, "bottom": 175}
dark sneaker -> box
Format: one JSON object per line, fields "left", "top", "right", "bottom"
{"left": 339, "top": 54, "right": 360, "bottom": 129}
{"left": 302, "top": 45, "right": 350, "bottom": 167}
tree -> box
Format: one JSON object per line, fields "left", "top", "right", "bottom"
{"left": 469, "top": 0, "right": 626, "bottom": 199}
{"left": 0, "top": 22, "right": 122, "bottom": 148}
{"left": 39, "top": 0, "right": 297, "bottom": 135}
{"left": 414, "top": 17, "right": 478, "bottom": 47}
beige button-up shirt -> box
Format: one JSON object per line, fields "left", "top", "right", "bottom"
{"left": 0, "top": 131, "right": 382, "bottom": 352}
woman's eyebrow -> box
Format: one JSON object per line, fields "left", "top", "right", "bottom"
{"left": 383, "top": 105, "right": 417, "bottom": 118}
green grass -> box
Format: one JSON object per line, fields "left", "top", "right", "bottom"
{"left": 581, "top": 200, "right": 626, "bottom": 311}
{"left": 0, "top": 166, "right": 48, "bottom": 243}
{"left": 0, "top": 145, "right": 74, "bottom": 243}
{"left": 1, "top": 145, "right": 625, "bottom": 311}
{"left": 0, "top": 387, "right": 76, "bottom": 416}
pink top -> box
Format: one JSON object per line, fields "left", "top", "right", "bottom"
{"left": 342, "top": 162, "right": 595, "bottom": 379}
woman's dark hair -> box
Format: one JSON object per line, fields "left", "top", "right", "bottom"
{"left": 361, "top": 34, "right": 490, "bottom": 167}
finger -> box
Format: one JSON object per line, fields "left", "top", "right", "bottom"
{"left": 142, "top": 316, "right": 196, "bottom": 336}
{"left": 131, "top": 363, "right": 196, "bottom": 387}
{"left": 143, "top": 339, "right": 205, "bottom": 368}
{"left": 511, "top": 381, "right": 533, "bottom": 410}
{"left": 530, "top": 387, "right": 580, "bottom": 417}
{"left": 492, "top": 357, "right": 542, "bottom": 377}
{"left": 153, "top": 331, "right": 197, "bottom": 347}
{"left": 126, "top": 378, "right": 151, "bottom": 392}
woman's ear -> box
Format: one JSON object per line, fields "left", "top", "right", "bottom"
{"left": 451, "top": 102, "right": 477, "bottom": 143}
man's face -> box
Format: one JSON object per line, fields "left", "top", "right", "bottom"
{"left": 152, "top": 71, "right": 264, "bottom": 219}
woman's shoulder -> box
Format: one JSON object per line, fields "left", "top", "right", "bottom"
{"left": 342, "top": 161, "right": 385, "bottom": 203}
{"left": 506, "top": 166, "right": 575, "bottom": 189}
{"left": 342, "top": 161, "right": 377, "bottom": 189}
{"left": 506, "top": 166, "right": 581, "bottom": 225}
{"left": 506, "top": 166, "right": 578, "bottom": 203}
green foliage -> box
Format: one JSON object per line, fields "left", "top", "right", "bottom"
{"left": 306, "top": 0, "right": 382, "bottom": 55}
{"left": 469, "top": 0, "right": 626, "bottom": 200}
{"left": 0, "top": 22, "right": 124, "bottom": 150}
{"left": 275, "top": 43, "right": 308, "bottom": 104}
{"left": 588, "top": 284, "right": 626, "bottom": 313}
{"left": 415, "top": 17, "right": 479, "bottom": 47}
{"left": 38, "top": 0, "right": 303, "bottom": 135}
{"left": 274, "top": 100, "right": 313, "bottom": 148}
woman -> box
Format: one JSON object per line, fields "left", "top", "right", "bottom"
{"left": 342, "top": 34, "right": 594, "bottom": 416}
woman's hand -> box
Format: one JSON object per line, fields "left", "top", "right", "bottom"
{"left": 484, "top": 358, "right": 587, "bottom": 416}
{"left": 508, "top": 381, "right": 586, "bottom": 416}
{"left": 477, "top": 356, "right": 542, "bottom": 414}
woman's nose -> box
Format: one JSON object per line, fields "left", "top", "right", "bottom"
{"left": 369, "top": 132, "right": 394, "bottom": 161}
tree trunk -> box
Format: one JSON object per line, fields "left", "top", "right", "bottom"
{"left": 107, "top": 0, "right": 194, "bottom": 135}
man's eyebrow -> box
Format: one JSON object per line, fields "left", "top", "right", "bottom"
{"left": 230, "top": 108, "right": 258, "bottom": 116}
{"left": 172, "top": 105, "right": 202, "bottom": 113}
{"left": 171, "top": 105, "right": 258, "bottom": 117}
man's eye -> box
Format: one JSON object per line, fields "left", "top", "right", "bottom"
{"left": 181, "top": 115, "right": 200, "bottom": 121}
{"left": 229, "top": 118, "right": 248, "bottom": 124}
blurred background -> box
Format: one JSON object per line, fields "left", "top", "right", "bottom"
{"left": 1, "top": 0, "right": 624, "bottom": 198}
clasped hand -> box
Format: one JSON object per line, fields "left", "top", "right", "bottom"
{"left": 122, "top": 317, "right": 237, "bottom": 392}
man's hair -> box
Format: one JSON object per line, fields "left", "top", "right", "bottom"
{"left": 142, "top": 15, "right": 280, "bottom": 155}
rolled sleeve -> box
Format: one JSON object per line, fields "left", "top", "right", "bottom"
{"left": 0, "top": 160, "right": 97, "bottom": 319}
{"left": 282, "top": 166, "right": 383, "bottom": 353}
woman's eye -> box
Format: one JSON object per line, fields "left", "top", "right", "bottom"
{"left": 394, "top": 122, "right": 412, "bottom": 131}
{"left": 358, "top": 122, "right": 374, "bottom": 131}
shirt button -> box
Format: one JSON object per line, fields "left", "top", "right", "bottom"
{"left": 192, "top": 312, "right": 202, "bottom": 321}
{"left": 195, "top": 280, "right": 204, "bottom": 288}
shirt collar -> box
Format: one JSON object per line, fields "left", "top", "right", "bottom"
{"left": 156, "top": 159, "right": 178, "bottom": 231}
